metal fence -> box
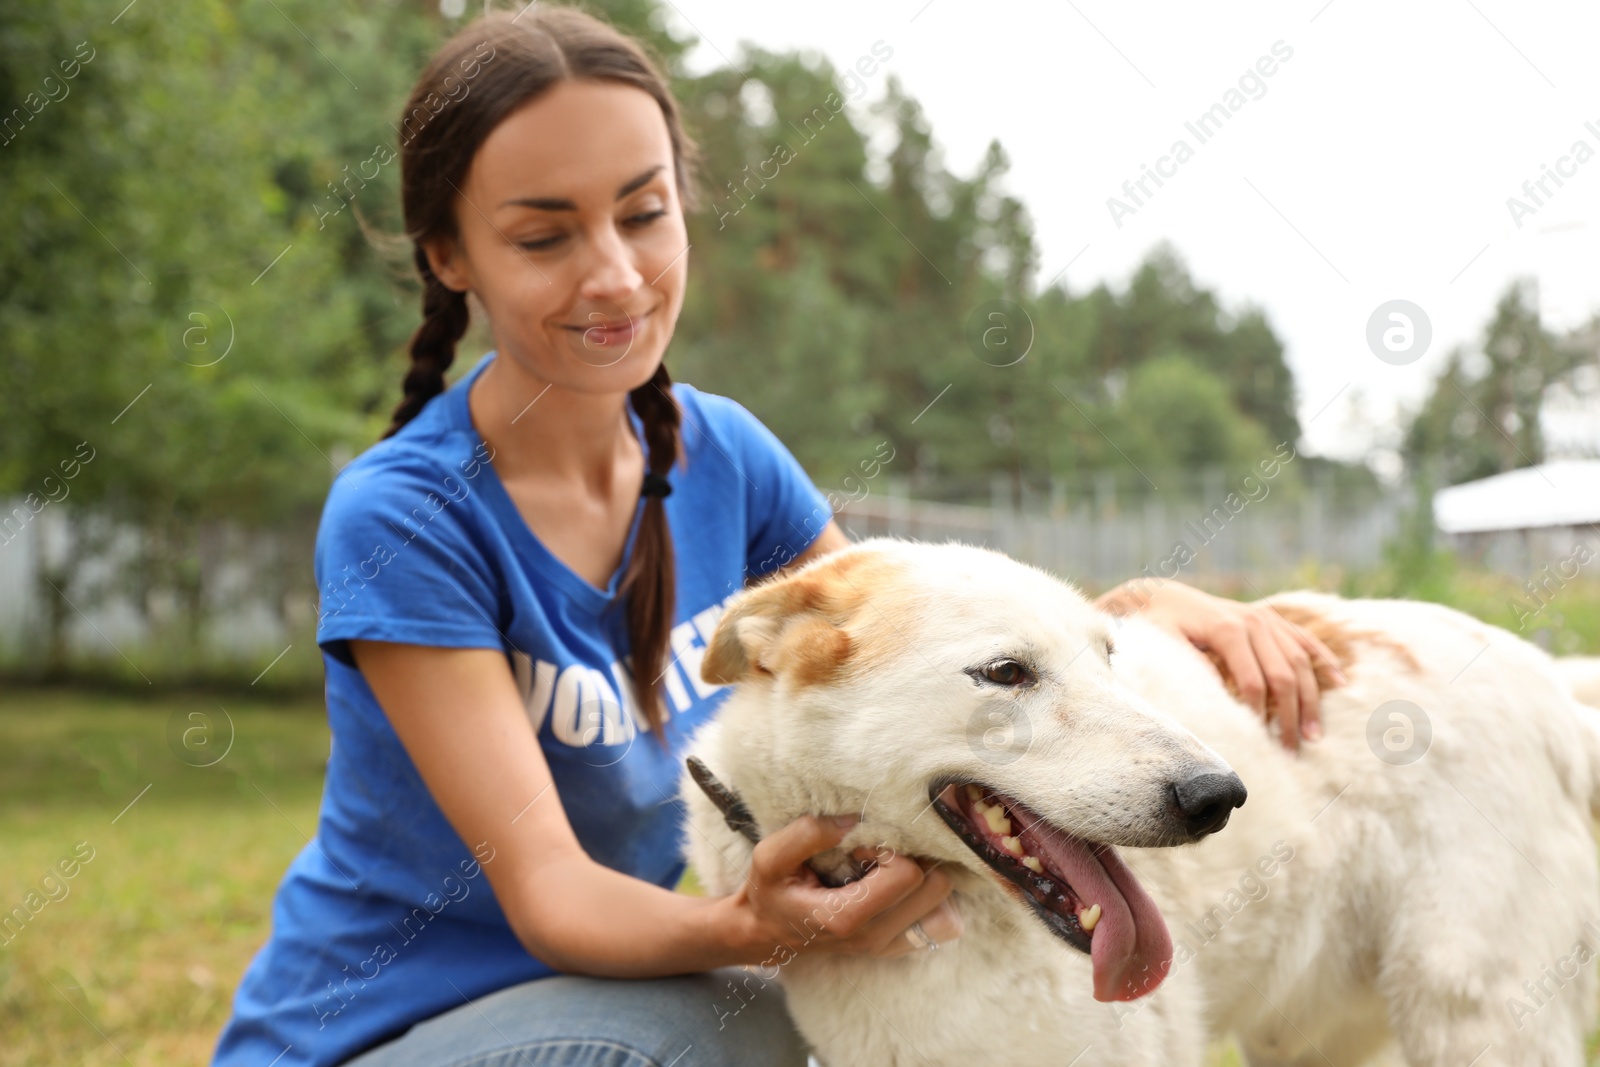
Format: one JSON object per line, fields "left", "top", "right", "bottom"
{"left": 0, "top": 479, "right": 1414, "bottom": 669}
{"left": 0, "top": 500, "right": 316, "bottom": 676}
{"left": 832, "top": 477, "right": 1408, "bottom": 589}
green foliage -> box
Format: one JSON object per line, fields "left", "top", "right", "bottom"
{"left": 1, "top": 0, "right": 446, "bottom": 521}
{"left": 1402, "top": 280, "right": 1598, "bottom": 487}
{"left": 3, "top": 0, "right": 1328, "bottom": 667}
{"left": 1116, "top": 353, "right": 1277, "bottom": 474}
{"left": 1, "top": 0, "right": 453, "bottom": 663}
{"left": 1081, "top": 248, "right": 1300, "bottom": 448}
{"left": 1368, "top": 477, "right": 1461, "bottom": 603}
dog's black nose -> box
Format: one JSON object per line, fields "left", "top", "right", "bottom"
{"left": 1170, "top": 770, "right": 1248, "bottom": 839}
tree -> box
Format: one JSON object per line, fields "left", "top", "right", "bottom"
{"left": 1, "top": 0, "right": 444, "bottom": 666}
{"left": 1403, "top": 280, "right": 1595, "bottom": 486}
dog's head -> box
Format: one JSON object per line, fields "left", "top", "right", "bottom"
{"left": 701, "top": 537, "right": 1246, "bottom": 1002}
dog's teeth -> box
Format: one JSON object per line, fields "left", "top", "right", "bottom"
{"left": 982, "top": 806, "right": 1011, "bottom": 835}
{"left": 1078, "top": 904, "right": 1101, "bottom": 933}
{"left": 964, "top": 784, "right": 982, "bottom": 802}
{"left": 1022, "top": 856, "right": 1044, "bottom": 873}
{"left": 1001, "top": 835, "right": 1024, "bottom": 856}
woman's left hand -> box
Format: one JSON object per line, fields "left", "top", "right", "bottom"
{"left": 1095, "top": 579, "right": 1345, "bottom": 752}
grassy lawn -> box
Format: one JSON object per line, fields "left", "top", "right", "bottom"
{"left": 0, "top": 689, "right": 330, "bottom": 1066}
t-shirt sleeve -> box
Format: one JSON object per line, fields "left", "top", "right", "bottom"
{"left": 700, "top": 394, "right": 834, "bottom": 581}
{"left": 313, "top": 454, "right": 506, "bottom": 670}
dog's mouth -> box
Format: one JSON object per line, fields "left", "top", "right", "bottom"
{"left": 928, "top": 777, "right": 1174, "bottom": 1002}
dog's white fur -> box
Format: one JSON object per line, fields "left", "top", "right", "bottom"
{"left": 1556, "top": 657, "right": 1600, "bottom": 711}
{"left": 680, "top": 539, "right": 1600, "bottom": 1066}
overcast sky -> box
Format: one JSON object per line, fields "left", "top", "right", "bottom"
{"left": 661, "top": 0, "right": 1600, "bottom": 472}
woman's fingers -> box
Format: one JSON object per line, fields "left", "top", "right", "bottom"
{"left": 852, "top": 864, "right": 957, "bottom": 957}
{"left": 1245, "top": 613, "right": 1303, "bottom": 751}
{"left": 1269, "top": 619, "right": 1323, "bottom": 743}
{"left": 746, "top": 818, "right": 941, "bottom": 953}
{"left": 1120, "top": 579, "right": 1344, "bottom": 753}
{"left": 1285, "top": 616, "right": 1347, "bottom": 687}
{"left": 769, "top": 831, "right": 958, "bottom": 958}
{"left": 749, "top": 813, "right": 856, "bottom": 888}
{"left": 917, "top": 897, "right": 965, "bottom": 943}
{"left": 834, "top": 847, "right": 931, "bottom": 931}
{"left": 1251, "top": 601, "right": 1343, "bottom": 744}
{"left": 1206, "top": 617, "right": 1269, "bottom": 716}
{"left": 1248, "top": 603, "right": 1344, "bottom": 747}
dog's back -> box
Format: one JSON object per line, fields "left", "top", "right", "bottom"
{"left": 1113, "top": 592, "right": 1600, "bottom": 1066}
{"left": 1555, "top": 656, "right": 1600, "bottom": 711}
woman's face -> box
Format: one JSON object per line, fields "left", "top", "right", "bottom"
{"left": 426, "top": 78, "right": 689, "bottom": 395}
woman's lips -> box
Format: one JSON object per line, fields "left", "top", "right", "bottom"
{"left": 572, "top": 311, "right": 648, "bottom": 347}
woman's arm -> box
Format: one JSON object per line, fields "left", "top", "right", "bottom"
{"left": 1094, "top": 579, "right": 1345, "bottom": 752}
{"left": 349, "top": 638, "right": 959, "bottom": 978}
{"left": 777, "top": 519, "right": 851, "bottom": 575}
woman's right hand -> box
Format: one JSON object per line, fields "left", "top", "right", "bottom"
{"left": 722, "top": 812, "right": 964, "bottom": 963}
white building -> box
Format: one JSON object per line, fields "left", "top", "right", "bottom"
{"left": 1433, "top": 459, "right": 1600, "bottom": 577}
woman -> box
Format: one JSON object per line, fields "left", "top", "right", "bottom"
{"left": 212, "top": 8, "right": 1335, "bottom": 1066}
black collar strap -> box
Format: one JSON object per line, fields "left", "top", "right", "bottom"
{"left": 683, "top": 755, "right": 873, "bottom": 888}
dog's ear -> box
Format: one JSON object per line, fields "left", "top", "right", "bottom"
{"left": 702, "top": 564, "right": 861, "bottom": 688}
{"left": 701, "top": 602, "right": 782, "bottom": 685}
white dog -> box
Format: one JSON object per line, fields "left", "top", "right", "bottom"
{"left": 1556, "top": 657, "right": 1600, "bottom": 711}
{"left": 679, "top": 538, "right": 1600, "bottom": 1067}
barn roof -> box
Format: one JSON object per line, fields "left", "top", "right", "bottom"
{"left": 1433, "top": 459, "right": 1600, "bottom": 534}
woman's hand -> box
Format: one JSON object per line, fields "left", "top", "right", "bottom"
{"left": 1095, "top": 579, "right": 1345, "bottom": 752}
{"left": 718, "top": 813, "right": 963, "bottom": 963}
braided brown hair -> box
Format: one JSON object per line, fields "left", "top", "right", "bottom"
{"left": 388, "top": 246, "right": 472, "bottom": 431}
{"left": 384, "top": 6, "right": 703, "bottom": 748}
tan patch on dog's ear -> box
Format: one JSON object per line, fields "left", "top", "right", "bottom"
{"left": 1202, "top": 600, "right": 1421, "bottom": 696}
{"left": 701, "top": 611, "right": 779, "bottom": 685}
{"left": 700, "top": 549, "right": 890, "bottom": 688}
{"left": 767, "top": 618, "right": 853, "bottom": 688}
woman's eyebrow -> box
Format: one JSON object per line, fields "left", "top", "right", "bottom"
{"left": 499, "top": 164, "right": 665, "bottom": 211}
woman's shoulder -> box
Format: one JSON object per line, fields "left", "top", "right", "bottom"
{"left": 315, "top": 414, "right": 498, "bottom": 556}
{"left": 668, "top": 381, "right": 778, "bottom": 454}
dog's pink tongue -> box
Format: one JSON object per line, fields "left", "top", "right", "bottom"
{"left": 1041, "top": 837, "right": 1174, "bottom": 1002}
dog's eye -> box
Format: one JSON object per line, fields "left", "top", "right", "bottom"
{"left": 1105, "top": 638, "right": 1115, "bottom": 659}
{"left": 979, "top": 659, "right": 1033, "bottom": 687}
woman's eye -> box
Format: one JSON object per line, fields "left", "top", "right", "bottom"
{"left": 981, "top": 660, "right": 1032, "bottom": 687}
{"left": 626, "top": 208, "right": 668, "bottom": 226}
{"left": 517, "top": 234, "right": 563, "bottom": 251}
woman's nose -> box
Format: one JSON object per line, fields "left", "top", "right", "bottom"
{"left": 577, "top": 223, "right": 643, "bottom": 304}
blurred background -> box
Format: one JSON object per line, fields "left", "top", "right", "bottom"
{"left": 2, "top": 0, "right": 1597, "bottom": 1062}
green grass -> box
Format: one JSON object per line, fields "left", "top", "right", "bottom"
{"left": 0, "top": 689, "right": 330, "bottom": 1066}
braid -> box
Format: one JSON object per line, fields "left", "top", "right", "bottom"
{"left": 631, "top": 362, "right": 682, "bottom": 482}
{"left": 382, "top": 246, "right": 470, "bottom": 440}
{"left": 621, "top": 362, "right": 682, "bottom": 749}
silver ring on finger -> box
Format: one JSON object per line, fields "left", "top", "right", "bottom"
{"left": 903, "top": 920, "right": 938, "bottom": 951}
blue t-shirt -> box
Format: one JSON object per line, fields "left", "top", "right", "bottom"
{"left": 212, "top": 352, "right": 832, "bottom": 1067}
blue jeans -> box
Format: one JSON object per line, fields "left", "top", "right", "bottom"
{"left": 340, "top": 967, "right": 813, "bottom": 1067}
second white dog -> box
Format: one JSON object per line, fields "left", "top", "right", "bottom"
{"left": 680, "top": 538, "right": 1600, "bottom": 1067}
